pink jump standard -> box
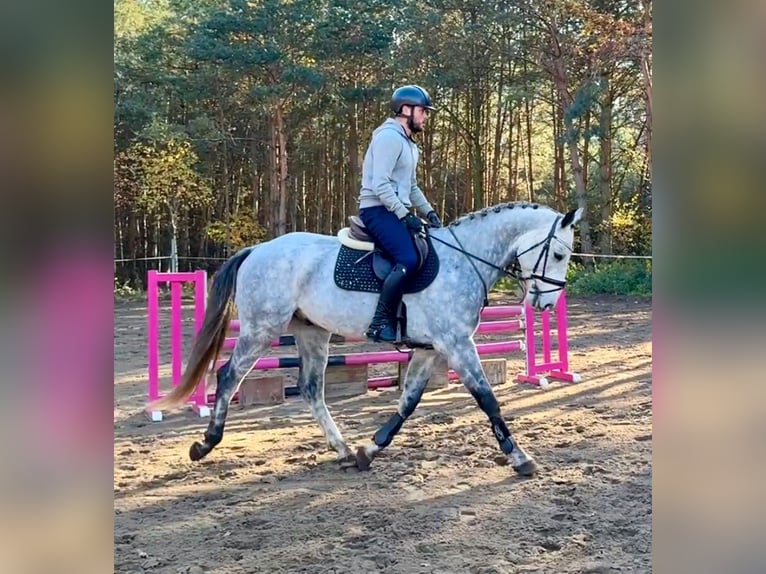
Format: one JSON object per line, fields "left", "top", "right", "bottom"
{"left": 145, "top": 271, "right": 580, "bottom": 420}
{"left": 146, "top": 270, "right": 209, "bottom": 422}
{"left": 515, "top": 290, "right": 582, "bottom": 388}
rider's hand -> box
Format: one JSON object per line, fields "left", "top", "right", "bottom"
{"left": 426, "top": 211, "right": 442, "bottom": 228}
{"left": 401, "top": 212, "right": 424, "bottom": 233}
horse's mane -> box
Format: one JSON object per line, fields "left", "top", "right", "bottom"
{"left": 448, "top": 201, "right": 558, "bottom": 227}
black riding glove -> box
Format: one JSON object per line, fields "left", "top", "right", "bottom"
{"left": 401, "top": 212, "right": 424, "bottom": 233}
{"left": 426, "top": 211, "right": 442, "bottom": 228}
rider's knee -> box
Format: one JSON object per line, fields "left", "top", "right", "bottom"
{"left": 398, "top": 254, "right": 419, "bottom": 273}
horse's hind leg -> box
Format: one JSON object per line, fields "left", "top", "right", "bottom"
{"left": 356, "top": 349, "right": 438, "bottom": 470}
{"left": 189, "top": 331, "right": 274, "bottom": 461}
{"left": 444, "top": 342, "right": 538, "bottom": 477}
{"left": 292, "top": 323, "right": 354, "bottom": 464}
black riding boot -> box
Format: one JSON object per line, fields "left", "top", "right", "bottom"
{"left": 366, "top": 264, "right": 408, "bottom": 342}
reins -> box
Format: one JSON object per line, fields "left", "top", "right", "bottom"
{"left": 426, "top": 215, "right": 571, "bottom": 306}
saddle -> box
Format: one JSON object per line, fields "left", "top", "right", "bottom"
{"left": 334, "top": 215, "right": 440, "bottom": 343}
{"left": 337, "top": 215, "right": 431, "bottom": 278}
{"left": 335, "top": 215, "right": 439, "bottom": 290}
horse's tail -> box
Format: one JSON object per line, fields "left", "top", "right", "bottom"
{"left": 147, "top": 247, "right": 254, "bottom": 411}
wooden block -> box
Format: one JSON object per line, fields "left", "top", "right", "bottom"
{"left": 325, "top": 380, "right": 369, "bottom": 400}
{"left": 482, "top": 358, "right": 507, "bottom": 386}
{"left": 205, "top": 372, "right": 217, "bottom": 394}
{"left": 397, "top": 356, "right": 449, "bottom": 391}
{"left": 451, "top": 358, "right": 507, "bottom": 390}
{"left": 238, "top": 374, "right": 285, "bottom": 406}
{"left": 325, "top": 364, "right": 368, "bottom": 399}
{"left": 425, "top": 356, "right": 450, "bottom": 390}
{"left": 325, "top": 364, "right": 368, "bottom": 386}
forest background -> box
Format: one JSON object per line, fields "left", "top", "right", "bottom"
{"left": 113, "top": 0, "right": 652, "bottom": 295}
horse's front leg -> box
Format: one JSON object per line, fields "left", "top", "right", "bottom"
{"left": 355, "top": 349, "right": 438, "bottom": 470}
{"left": 445, "top": 342, "right": 538, "bottom": 477}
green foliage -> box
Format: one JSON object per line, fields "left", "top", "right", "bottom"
{"left": 206, "top": 208, "right": 268, "bottom": 251}
{"left": 566, "top": 260, "right": 652, "bottom": 296}
{"left": 492, "top": 258, "right": 653, "bottom": 297}
{"left": 114, "top": 279, "right": 144, "bottom": 301}
{"left": 608, "top": 196, "right": 652, "bottom": 255}
{"left": 492, "top": 276, "right": 524, "bottom": 296}
{"left": 128, "top": 137, "right": 214, "bottom": 217}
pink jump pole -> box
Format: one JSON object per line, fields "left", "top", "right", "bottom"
{"left": 147, "top": 271, "right": 160, "bottom": 404}
{"left": 214, "top": 340, "right": 525, "bottom": 372}
{"left": 541, "top": 310, "right": 552, "bottom": 365}
{"left": 226, "top": 304, "right": 525, "bottom": 333}
{"left": 521, "top": 301, "right": 537, "bottom": 380}
{"left": 516, "top": 301, "right": 550, "bottom": 387}
{"left": 476, "top": 319, "right": 524, "bottom": 335}
{"left": 368, "top": 370, "right": 463, "bottom": 389}
{"left": 218, "top": 318, "right": 526, "bottom": 352}
{"left": 476, "top": 305, "right": 524, "bottom": 319}
{"left": 171, "top": 281, "right": 183, "bottom": 388}
{"left": 190, "top": 270, "right": 211, "bottom": 414}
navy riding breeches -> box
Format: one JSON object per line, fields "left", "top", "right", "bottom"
{"left": 358, "top": 206, "right": 419, "bottom": 272}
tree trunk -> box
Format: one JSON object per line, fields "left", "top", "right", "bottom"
{"left": 598, "top": 74, "right": 614, "bottom": 255}
{"left": 276, "top": 101, "right": 288, "bottom": 237}
{"left": 525, "top": 96, "right": 534, "bottom": 202}
{"left": 267, "top": 104, "right": 279, "bottom": 238}
{"left": 490, "top": 62, "right": 508, "bottom": 204}
{"left": 423, "top": 112, "right": 435, "bottom": 201}
{"left": 468, "top": 8, "right": 483, "bottom": 210}
{"left": 583, "top": 106, "right": 591, "bottom": 193}
{"left": 269, "top": 99, "right": 287, "bottom": 237}
{"left": 548, "top": 30, "right": 594, "bottom": 268}
{"left": 179, "top": 211, "right": 189, "bottom": 270}
{"left": 347, "top": 100, "right": 360, "bottom": 219}
{"left": 168, "top": 205, "right": 179, "bottom": 273}
{"left": 126, "top": 209, "right": 138, "bottom": 284}
{"left": 641, "top": 0, "right": 652, "bottom": 180}
{"left": 512, "top": 109, "right": 521, "bottom": 200}
{"left": 218, "top": 103, "right": 231, "bottom": 255}
{"left": 552, "top": 90, "right": 562, "bottom": 209}
{"left": 551, "top": 65, "right": 594, "bottom": 267}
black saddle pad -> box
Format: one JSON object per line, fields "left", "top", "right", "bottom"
{"left": 334, "top": 238, "right": 439, "bottom": 294}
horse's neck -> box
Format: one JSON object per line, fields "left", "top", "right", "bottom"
{"left": 441, "top": 207, "right": 554, "bottom": 284}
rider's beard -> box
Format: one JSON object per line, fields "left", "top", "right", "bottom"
{"left": 409, "top": 117, "right": 424, "bottom": 133}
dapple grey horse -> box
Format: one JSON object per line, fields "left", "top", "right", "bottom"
{"left": 150, "top": 202, "right": 583, "bottom": 476}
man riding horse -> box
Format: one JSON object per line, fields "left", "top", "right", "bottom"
{"left": 358, "top": 85, "right": 442, "bottom": 343}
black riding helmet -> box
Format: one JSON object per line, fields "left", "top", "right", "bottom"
{"left": 390, "top": 85, "right": 436, "bottom": 115}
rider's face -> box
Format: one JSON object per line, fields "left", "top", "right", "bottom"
{"left": 410, "top": 106, "right": 430, "bottom": 132}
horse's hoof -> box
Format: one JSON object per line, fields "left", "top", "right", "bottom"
{"left": 355, "top": 446, "right": 373, "bottom": 471}
{"left": 338, "top": 454, "right": 358, "bottom": 470}
{"left": 189, "top": 441, "right": 208, "bottom": 461}
{"left": 513, "top": 459, "right": 539, "bottom": 477}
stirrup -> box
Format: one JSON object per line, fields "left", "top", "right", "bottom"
{"left": 366, "top": 321, "right": 399, "bottom": 343}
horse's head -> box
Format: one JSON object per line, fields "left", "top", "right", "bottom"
{"left": 510, "top": 207, "right": 584, "bottom": 311}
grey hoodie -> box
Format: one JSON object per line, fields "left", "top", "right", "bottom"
{"left": 357, "top": 118, "right": 434, "bottom": 220}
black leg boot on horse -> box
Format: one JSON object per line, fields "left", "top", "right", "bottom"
{"left": 366, "top": 263, "right": 408, "bottom": 343}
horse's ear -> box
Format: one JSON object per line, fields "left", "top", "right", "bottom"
{"left": 561, "top": 207, "right": 584, "bottom": 228}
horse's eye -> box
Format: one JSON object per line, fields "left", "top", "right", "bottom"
{"left": 553, "top": 252, "right": 564, "bottom": 261}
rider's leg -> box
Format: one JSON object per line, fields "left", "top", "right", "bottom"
{"left": 359, "top": 206, "right": 419, "bottom": 342}
{"left": 367, "top": 263, "right": 408, "bottom": 342}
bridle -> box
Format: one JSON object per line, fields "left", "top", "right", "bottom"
{"left": 426, "top": 215, "right": 572, "bottom": 306}
{"left": 509, "top": 216, "right": 572, "bottom": 294}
